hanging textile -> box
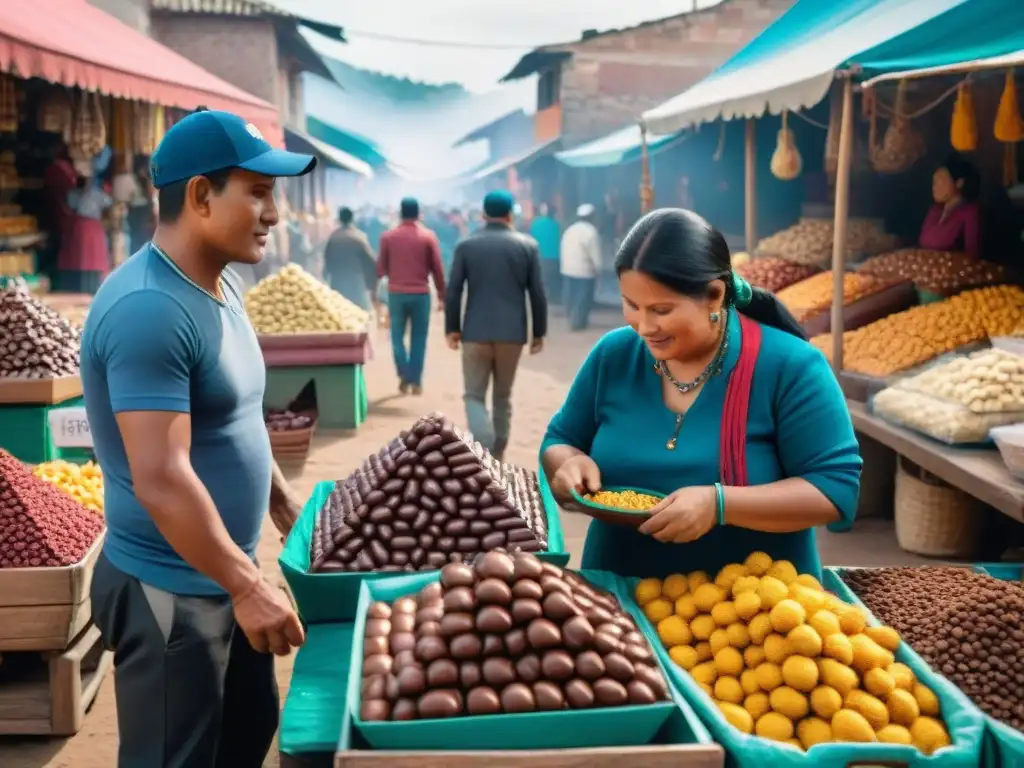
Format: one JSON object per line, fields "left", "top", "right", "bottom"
{"left": 950, "top": 80, "right": 978, "bottom": 152}
{"left": 994, "top": 69, "right": 1024, "bottom": 186}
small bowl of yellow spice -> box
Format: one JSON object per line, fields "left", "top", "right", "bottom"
{"left": 570, "top": 486, "right": 665, "bottom": 527}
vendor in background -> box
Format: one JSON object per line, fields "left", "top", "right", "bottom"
{"left": 57, "top": 175, "right": 112, "bottom": 294}
{"left": 530, "top": 201, "right": 562, "bottom": 305}
{"left": 127, "top": 155, "right": 156, "bottom": 253}
{"left": 920, "top": 152, "right": 982, "bottom": 259}
{"left": 324, "top": 206, "right": 377, "bottom": 310}
{"left": 542, "top": 208, "right": 862, "bottom": 578}
{"left": 41, "top": 139, "right": 77, "bottom": 280}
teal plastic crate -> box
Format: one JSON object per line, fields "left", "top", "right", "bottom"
{"left": 0, "top": 397, "right": 92, "bottom": 465}
{"left": 280, "top": 478, "right": 569, "bottom": 623}
{"left": 623, "top": 572, "right": 985, "bottom": 768}
{"left": 347, "top": 569, "right": 684, "bottom": 751}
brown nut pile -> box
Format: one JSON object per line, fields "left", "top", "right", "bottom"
{"left": 0, "top": 450, "right": 104, "bottom": 568}
{"left": 841, "top": 567, "right": 1024, "bottom": 731}
{"left": 0, "top": 279, "right": 80, "bottom": 379}
{"left": 811, "top": 285, "right": 1024, "bottom": 377}
{"left": 311, "top": 413, "right": 547, "bottom": 573}
{"left": 359, "top": 551, "right": 670, "bottom": 721}
{"left": 756, "top": 219, "right": 900, "bottom": 268}
{"left": 858, "top": 249, "right": 1008, "bottom": 296}
{"left": 777, "top": 271, "right": 897, "bottom": 322}
{"left": 735, "top": 258, "right": 821, "bottom": 294}
{"left": 265, "top": 409, "right": 314, "bottom": 432}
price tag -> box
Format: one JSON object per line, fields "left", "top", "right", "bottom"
{"left": 48, "top": 406, "right": 93, "bottom": 448}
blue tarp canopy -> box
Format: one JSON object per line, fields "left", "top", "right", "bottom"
{"left": 555, "top": 125, "right": 686, "bottom": 168}
{"left": 305, "top": 115, "right": 391, "bottom": 169}
{"left": 643, "top": 0, "right": 1024, "bottom": 134}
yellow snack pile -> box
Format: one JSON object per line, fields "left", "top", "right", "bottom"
{"left": 635, "top": 554, "right": 952, "bottom": 754}
{"left": 33, "top": 460, "right": 103, "bottom": 515}
{"left": 584, "top": 490, "right": 661, "bottom": 511}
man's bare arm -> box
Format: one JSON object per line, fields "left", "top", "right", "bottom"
{"left": 117, "top": 410, "right": 260, "bottom": 597}
{"left": 269, "top": 459, "right": 302, "bottom": 539}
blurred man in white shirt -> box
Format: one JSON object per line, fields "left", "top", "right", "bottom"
{"left": 559, "top": 203, "right": 601, "bottom": 331}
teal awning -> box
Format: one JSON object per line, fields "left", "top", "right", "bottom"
{"left": 284, "top": 127, "right": 373, "bottom": 178}
{"left": 305, "top": 115, "right": 390, "bottom": 169}
{"left": 643, "top": 0, "right": 1024, "bottom": 134}
{"left": 555, "top": 125, "right": 686, "bottom": 168}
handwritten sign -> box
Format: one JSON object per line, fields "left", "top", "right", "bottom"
{"left": 48, "top": 406, "right": 93, "bottom": 449}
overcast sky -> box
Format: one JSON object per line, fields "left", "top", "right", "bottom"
{"left": 282, "top": 0, "right": 725, "bottom": 90}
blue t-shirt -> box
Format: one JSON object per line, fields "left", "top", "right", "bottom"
{"left": 530, "top": 216, "right": 561, "bottom": 261}
{"left": 81, "top": 244, "right": 272, "bottom": 596}
{"left": 541, "top": 310, "right": 862, "bottom": 579}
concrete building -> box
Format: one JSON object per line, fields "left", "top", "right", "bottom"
{"left": 501, "top": 0, "right": 796, "bottom": 146}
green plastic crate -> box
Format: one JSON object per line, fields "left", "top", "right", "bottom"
{"left": 265, "top": 364, "right": 368, "bottom": 430}
{"left": 0, "top": 397, "right": 92, "bottom": 465}
{"left": 347, "top": 570, "right": 680, "bottom": 751}
{"left": 280, "top": 479, "right": 569, "bottom": 623}
{"left": 623, "top": 572, "right": 985, "bottom": 768}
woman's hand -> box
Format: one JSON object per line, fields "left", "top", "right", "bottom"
{"left": 550, "top": 454, "right": 601, "bottom": 506}
{"left": 639, "top": 486, "right": 717, "bottom": 543}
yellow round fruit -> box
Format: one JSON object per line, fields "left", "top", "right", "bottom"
{"left": 887, "top": 688, "right": 920, "bottom": 726}
{"left": 810, "top": 685, "right": 843, "bottom": 719}
{"left": 763, "top": 634, "right": 792, "bottom": 664}
{"left": 849, "top": 634, "right": 894, "bottom": 673}
{"left": 688, "top": 570, "right": 710, "bottom": 592}
{"left": 754, "top": 662, "right": 783, "bottom": 691}
{"left": 715, "top": 676, "right": 745, "bottom": 705}
{"left": 715, "top": 647, "right": 744, "bottom": 677}
{"left": 782, "top": 656, "right": 819, "bottom": 693}
{"left": 888, "top": 663, "right": 915, "bottom": 691}
{"left": 718, "top": 701, "right": 754, "bottom": 733}
{"left": 715, "top": 563, "right": 748, "bottom": 591}
{"left": 662, "top": 573, "right": 690, "bottom": 601}
{"left": 744, "top": 550, "right": 773, "bottom": 576}
{"left": 748, "top": 613, "right": 774, "bottom": 644}
{"left": 711, "top": 601, "right": 738, "bottom": 627}
{"left": 693, "top": 583, "right": 726, "bottom": 612}
{"left": 691, "top": 661, "right": 717, "bottom": 686}
{"left": 743, "top": 645, "right": 766, "bottom": 669}
{"left": 709, "top": 629, "right": 731, "bottom": 655}
{"left": 669, "top": 645, "right": 700, "bottom": 671}
{"left": 822, "top": 633, "right": 854, "bottom": 666}
{"left": 757, "top": 576, "right": 790, "bottom": 609}
{"left": 864, "top": 625, "right": 901, "bottom": 652}
{"left": 770, "top": 686, "right": 809, "bottom": 719}
{"left": 689, "top": 614, "right": 715, "bottom": 641}
{"left": 787, "top": 625, "right": 823, "bottom": 657}
{"left": 734, "top": 590, "right": 762, "bottom": 620}
{"left": 770, "top": 599, "right": 806, "bottom": 634}
{"left": 744, "top": 692, "right": 771, "bottom": 720}
{"left": 910, "top": 716, "right": 951, "bottom": 755}
{"left": 695, "top": 641, "right": 713, "bottom": 662}
{"left": 675, "top": 594, "right": 698, "bottom": 620}
{"left": 831, "top": 709, "right": 876, "bottom": 742}
{"left": 877, "top": 724, "right": 913, "bottom": 745}
{"left": 836, "top": 604, "right": 867, "bottom": 635}
{"left": 740, "top": 669, "right": 761, "bottom": 695}
{"left": 698, "top": 682, "right": 714, "bottom": 697}
{"left": 794, "top": 574, "right": 822, "bottom": 590}
{"left": 766, "top": 560, "right": 798, "bottom": 585}
{"left": 726, "top": 623, "right": 750, "bottom": 649}
{"left": 845, "top": 690, "right": 889, "bottom": 730}
{"left": 808, "top": 610, "right": 841, "bottom": 638}
{"left": 863, "top": 667, "right": 896, "bottom": 698}
{"left": 797, "top": 716, "right": 832, "bottom": 749}
{"left": 818, "top": 659, "right": 859, "bottom": 697}
{"left": 732, "top": 575, "right": 760, "bottom": 597}
{"left": 913, "top": 683, "right": 941, "bottom": 717}
{"left": 755, "top": 712, "right": 794, "bottom": 741}
{"left": 657, "top": 615, "right": 693, "bottom": 647}
{"left": 635, "top": 578, "right": 663, "bottom": 606}
{"left": 783, "top": 738, "right": 804, "bottom": 750}
{"left": 644, "top": 598, "right": 674, "bottom": 624}
{"left": 788, "top": 584, "right": 826, "bottom": 615}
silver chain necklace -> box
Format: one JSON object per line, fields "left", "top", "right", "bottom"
{"left": 655, "top": 314, "right": 730, "bottom": 395}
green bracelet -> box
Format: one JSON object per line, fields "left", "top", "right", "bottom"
{"left": 714, "top": 482, "right": 726, "bottom": 526}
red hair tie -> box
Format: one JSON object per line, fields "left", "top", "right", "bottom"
{"left": 719, "top": 315, "right": 762, "bottom": 488}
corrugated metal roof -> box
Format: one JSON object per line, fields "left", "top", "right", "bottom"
{"left": 150, "top": 0, "right": 284, "bottom": 16}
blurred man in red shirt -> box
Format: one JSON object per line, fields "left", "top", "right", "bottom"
{"left": 377, "top": 197, "right": 445, "bottom": 395}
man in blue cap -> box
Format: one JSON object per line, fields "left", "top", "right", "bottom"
{"left": 81, "top": 108, "right": 315, "bottom": 767}
{"left": 445, "top": 190, "right": 547, "bottom": 461}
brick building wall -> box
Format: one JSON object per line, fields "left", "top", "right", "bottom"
{"left": 88, "top": 0, "right": 150, "bottom": 34}
{"left": 150, "top": 14, "right": 280, "bottom": 108}
{"left": 556, "top": 0, "right": 796, "bottom": 142}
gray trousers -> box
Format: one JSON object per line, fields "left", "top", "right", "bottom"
{"left": 90, "top": 554, "right": 279, "bottom": 768}
{"left": 563, "top": 276, "right": 596, "bottom": 331}
{"left": 462, "top": 342, "right": 523, "bottom": 460}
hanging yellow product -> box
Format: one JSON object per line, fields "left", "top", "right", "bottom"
{"left": 950, "top": 81, "right": 978, "bottom": 152}
{"left": 994, "top": 69, "right": 1024, "bottom": 143}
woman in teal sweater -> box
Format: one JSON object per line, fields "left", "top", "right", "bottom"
{"left": 541, "top": 209, "right": 861, "bottom": 579}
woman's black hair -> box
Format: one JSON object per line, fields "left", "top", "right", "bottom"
{"left": 941, "top": 152, "right": 981, "bottom": 201}
{"left": 614, "top": 208, "right": 806, "bottom": 339}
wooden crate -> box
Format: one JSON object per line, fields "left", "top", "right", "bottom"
{"left": 0, "top": 532, "right": 104, "bottom": 651}
{"left": 334, "top": 744, "right": 724, "bottom": 768}
{"left": 0, "top": 375, "right": 83, "bottom": 405}
{"left": 0, "top": 622, "right": 112, "bottom": 736}
{"left": 268, "top": 412, "right": 317, "bottom": 465}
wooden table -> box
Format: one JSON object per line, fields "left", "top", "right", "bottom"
{"left": 848, "top": 401, "right": 1024, "bottom": 523}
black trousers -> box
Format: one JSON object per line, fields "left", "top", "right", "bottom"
{"left": 91, "top": 554, "right": 279, "bottom": 768}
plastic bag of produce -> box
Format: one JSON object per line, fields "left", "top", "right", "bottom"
{"left": 871, "top": 388, "right": 1024, "bottom": 445}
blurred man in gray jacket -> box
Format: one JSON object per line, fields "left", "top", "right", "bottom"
{"left": 444, "top": 191, "right": 547, "bottom": 461}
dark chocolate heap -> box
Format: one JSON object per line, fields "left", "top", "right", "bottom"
{"left": 311, "top": 413, "right": 547, "bottom": 573}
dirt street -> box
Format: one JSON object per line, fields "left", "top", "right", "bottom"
{"left": 0, "top": 308, "right": 920, "bottom": 767}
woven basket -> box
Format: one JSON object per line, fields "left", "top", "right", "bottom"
{"left": 894, "top": 458, "right": 985, "bottom": 558}
{"left": 267, "top": 410, "right": 316, "bottom": 464}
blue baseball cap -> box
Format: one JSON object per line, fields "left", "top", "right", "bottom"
{"left": 151, "top": 109, "right": 316, "bottom": 189}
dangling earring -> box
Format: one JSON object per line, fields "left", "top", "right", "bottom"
{"left": 710, "top": 311, "right": 720, "bottom": 323}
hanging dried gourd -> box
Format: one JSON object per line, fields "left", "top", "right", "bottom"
{"left": 870, "top": 79, "right": 926, "bottom": 174}
{"left": 770, "top": 110, "right": 802, "bottom": 180}
{"left": 994, "top": 68, "right": 1024, "bottom": 186}
{"left": 950, "top": 80, "right": 978, "bottom": 152}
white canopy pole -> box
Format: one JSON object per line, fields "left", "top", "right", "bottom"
{"left": 830, "top": 76, "right": 855, "bottom": 373}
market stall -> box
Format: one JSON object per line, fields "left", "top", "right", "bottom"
{"left": 245, "top": 264, "right": 372, "bottom": 433}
